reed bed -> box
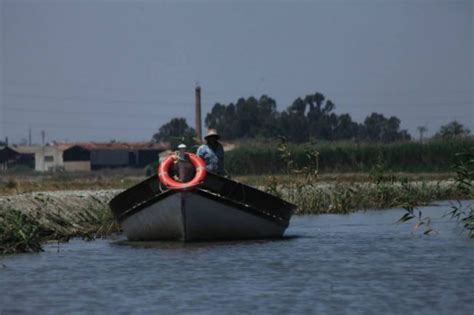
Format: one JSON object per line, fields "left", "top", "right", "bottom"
{"left": 0, "top": 190, "right": 120, "bottom": 254}
{"left": 226, "top": 138, "right": 474, "bottom": 175}
{"left": 269, "top": 180, "right": 463, "bottom": 215}
{"left": 259, "top": 143, "right": 474, "bottom": 237}
{"left": 2, "top": 140, "right": 472, "bottom": 254}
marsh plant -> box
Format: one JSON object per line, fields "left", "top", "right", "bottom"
{"left": 0, "top": 199, "right": 121, "bottom": 254}
{"left": 271, "top": 142, "right": 470, "bottom": 237}
{"left": 397, "top": 148, "right": 474, "bottom": 237}
{"left": 447, "top": 150, "right": 474, "bottom": 237}
{"left": 87, "top": 205, "right": 121, "bottom": 238}
{"left": 266, "top": 139, "right": 470, "bottom": 220}
{"left": 226, "top": 138, "right": 474, "bottom": 175}
{"left": 0, "top": 210, "right": 43, "bottom": 254}
{"left": 398, "top": 204, "right": 436, "bottom": 236}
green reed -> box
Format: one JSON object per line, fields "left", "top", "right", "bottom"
{"left": 0, "top": 210, "right": 43, "bottom": 254}
{"left": 445, "top": 150, "right": 474, "bottom": 237}
{"left": 0, "top": 204, "right": 120, "bottom": 254}
{"left": 258, "top": 139, "right": 469, "bottom": 217}
{"left": 226, "top": 138, "right": 474, "bottom": 175}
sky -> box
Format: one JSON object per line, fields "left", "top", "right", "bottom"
{"left": 1, "top": 0, "right": 473, "bottom": 144}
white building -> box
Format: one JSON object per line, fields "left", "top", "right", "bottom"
{"left": 35, "top": 144, "right": 71, "bottom": 172}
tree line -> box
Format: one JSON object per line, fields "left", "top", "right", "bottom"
{"left": 152, "top": 91, "right": 471, "bottom": 145}
{"left": 205, "top": 92, "right": 412, "bottom": 143}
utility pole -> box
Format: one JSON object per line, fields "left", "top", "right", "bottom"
{"left": 195, "top": 85, "right": 202, "bottom": 142}
{"left": 29, "top": 127, "right": 32, "bottom": 146}
{"left": 41, "top": 130, "right": 45, "bottom": 172}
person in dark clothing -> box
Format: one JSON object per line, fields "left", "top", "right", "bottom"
{"left": 169, "top": 144, "right": 195, "bottom": 182}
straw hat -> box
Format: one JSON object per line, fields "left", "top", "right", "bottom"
{"left": 204, "top": 129, "right": 220, "bottom": 140}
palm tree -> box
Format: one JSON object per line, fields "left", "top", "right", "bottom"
{"left": 417, "top": 126, "right": 428, "bottom": 142}
{"left": 435, "top": 121, "right": 470, "bottom": 139}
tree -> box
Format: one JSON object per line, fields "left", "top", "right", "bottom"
{"left": 279, "top": 110, "right": 309, "bottom": 143}
{"left": 435, "top": 121, "right": 471, "bottom": 139}
{"left": 304, "top": 93, "right": 337, "bottom": 140}
{"left": 361, "top": 113, "right": 411, "bottom": 143}
{"left": 205, "top": 95, "right": 279, "bottom": 140}
{"left": 152, "top": 118, "right": 197, "bottom": 149}
{"left": 204, "top": 91, "right": 410, "bottom": 143}
{"left": 333, "top": 114, "right": 360, "bottom": 140}
{"left": 417, "top": 126, "right": 428, "bottom": 142}
{"left": 279, "top": 92, "right": 342, "bottom": 142}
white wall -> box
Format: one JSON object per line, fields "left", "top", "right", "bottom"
{"left": 35, "top": 146, "right": 65, "bottom": 172}
{"left": 64, "top": 161, "right": 91, "bottom": 172}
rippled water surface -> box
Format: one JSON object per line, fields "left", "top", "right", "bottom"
{"left": 1, "top": 202, "right": 473, "bottom": 314}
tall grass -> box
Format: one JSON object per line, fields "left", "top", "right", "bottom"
{"left": 225, "top": 138, "right": 474, "bottom": 175}
{"left": 0, "top": 203, "right": 120, "bottom": 255}
{"left": 0, "top": 210, "right": 44, "bottom": 254}
{"left": 279, "top": 180, "right": 461, "bottom": 215}
{"left": 258, "top": 142, "right": 465, "bottom": 215}
{"left": 445, "top": 150, "right": 474, "bottom": 237}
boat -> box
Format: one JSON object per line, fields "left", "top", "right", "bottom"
{"left": 109, "top": 171, "right": 296, "bottom": 241}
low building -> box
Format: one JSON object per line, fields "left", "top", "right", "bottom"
{"left": 63, "top": 142, "right": 168, "bottom": 171}
{"left": 0, "top": 146, "right": 20, "bottom": 171}
{"left": 62, "top": 145, "right": 92, "bottom": 172}
{"left": 13, "top": 146, "right": 38, "bottom": 169}
{"left": 0, "top": 145, "right": 37, "bottom": 171}
{"left": 35, "top": 144, "right": 72, "bottom": 172}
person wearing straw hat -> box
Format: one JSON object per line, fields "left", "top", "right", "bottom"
{"left": 197, "top": 129, "right": 225, "bottom": 175}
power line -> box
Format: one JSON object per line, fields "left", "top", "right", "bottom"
{"left": 4, "top": 80, "right": 229, "bottom": 96}
{"left": 4, "top": 92, "right": 472, "bottom": 109}
{"left": 3, "top": 106, "right": 167, "bottom": 118}
{"left": 3, "top": 92, "right": 193, "bottom": 106}
{"left": 336, "top": 101, "right": 472, "bottom": 108}
{"left": 0, "top": 120, "right": 159, "bottom": 131}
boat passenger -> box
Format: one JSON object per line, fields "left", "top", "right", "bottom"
{"left": 197, "top": 129, "right": 225, "bottom": 175}
{"left": 170, "top": 144, "right": 195, "bottom": 182}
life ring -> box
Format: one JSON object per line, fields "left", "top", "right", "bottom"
{"left": 158, "top": 153, "right": 207, "bottom": 190}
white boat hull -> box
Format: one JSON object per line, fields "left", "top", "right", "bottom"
{"left": 121, "top": 191, "right": 287, "bottom": 241}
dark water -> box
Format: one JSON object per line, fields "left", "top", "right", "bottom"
{"left": 1, "top": 201, "right": 473, "bottom": 314}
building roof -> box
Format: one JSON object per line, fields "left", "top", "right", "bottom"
{"left": 65, "top": 142, "right": 169, "bottom": 151}
{"left": 10, "top": 145, "right": 42, "bottom": 154}
{"left": 2, "top": 142, "right": 169, "bottom": 155}
{"left": 0, "top": 146, "right": 20, "bottom": 157}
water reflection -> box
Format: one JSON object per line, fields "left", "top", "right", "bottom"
{"left": 115, "top": 235, "right": 302, "bottom": 250}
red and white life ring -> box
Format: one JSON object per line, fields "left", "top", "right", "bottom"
{"left": 158, "top": 153, "right": 207, "bottom": 190}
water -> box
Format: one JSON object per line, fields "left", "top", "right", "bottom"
{"left": 1, "top": 201, "right": 473, "bottom": 314}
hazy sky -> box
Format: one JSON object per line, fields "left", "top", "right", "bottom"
{"left": 1, "top": 0, "right": 473, "bottom": 144}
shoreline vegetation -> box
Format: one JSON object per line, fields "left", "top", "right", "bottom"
{"left": 1, "top": 139, "right": 473, "bottom": 254}
{"left": 0, "top": 177, "right": 471, "bottom": 255}
{"left": 0, "top": 190, "right": 120, "bottom": 255}
{"left": 225, "top": 138, "right": 474, "bottom": 175}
